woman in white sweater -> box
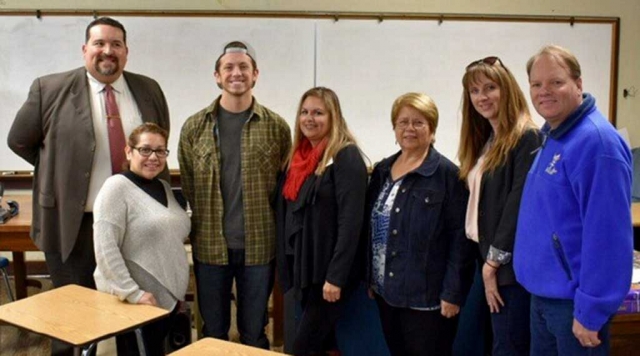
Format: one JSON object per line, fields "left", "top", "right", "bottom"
{"left": 93, "top": 123, "right": 191, "bottom": 356}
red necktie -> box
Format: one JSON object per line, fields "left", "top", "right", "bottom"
{"left": 104, "top": 84, "right": 127, "bottom": 174}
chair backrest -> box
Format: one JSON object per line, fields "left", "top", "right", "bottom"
{"left": 0, "top": 256, "right": 14, "bottom": 302}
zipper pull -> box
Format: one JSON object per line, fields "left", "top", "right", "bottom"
{"left": 531, "top": 133, "right": 548, "bottom": 155}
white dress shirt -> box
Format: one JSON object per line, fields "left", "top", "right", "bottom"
{"left": 86, "top": 72, "right": 143, "bottom": 211}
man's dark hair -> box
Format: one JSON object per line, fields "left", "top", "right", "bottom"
{"left": 85, "top": 17, "right": 127, "bottom": 44}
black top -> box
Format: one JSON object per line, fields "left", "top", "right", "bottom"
{"left": 477, "top": 129, "right": 541, "bottom": 286}
{"left": 122, "top": 170, "right": 168, "bottom": 207}
{"left": 275, "top": 145, "right": 368, "bottom": 293}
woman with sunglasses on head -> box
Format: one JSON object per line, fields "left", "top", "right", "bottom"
{"left": 458, "top": 56, "right": 541, "bottom": 356}
{"left": 365, "top": 92, "right": 474, "bottom": 356}
{"left": 274, "top": 87, "right": 368, "bottom": 355}
{"left": 93, "top": 123, "right": 191, "bottom": 356}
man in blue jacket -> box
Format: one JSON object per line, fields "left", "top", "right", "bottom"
{"left": 514, "top": 45, "right": 633, "bottom": 355}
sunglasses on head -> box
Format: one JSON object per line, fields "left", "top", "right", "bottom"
{"left": 466, "top": 56, "right": 503, "bottom": 70}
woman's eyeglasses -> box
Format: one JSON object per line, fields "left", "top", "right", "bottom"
{"left": 395, "top": 120, "right": 428, "bottom": 130}
{"left": 466, "top": 56, "right": 502, "bottom": 70}
{"left": 132, "top": 147, "right": 170, "bottom": 158}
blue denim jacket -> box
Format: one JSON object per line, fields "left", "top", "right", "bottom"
{"left": 366, "top": 147, "right": 473, "bottom": 308}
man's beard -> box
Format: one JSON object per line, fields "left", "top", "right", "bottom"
{"left": 95, "top": 55, "right": 119, "bottom": 76}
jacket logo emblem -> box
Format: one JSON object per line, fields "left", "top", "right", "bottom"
{"left": 545, "top": 153, "right": 561, "bottom": 175}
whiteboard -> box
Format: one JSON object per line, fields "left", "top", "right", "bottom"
{"left": 0, "top": 15, "right": 615, "bottom": 170}
{"left": 0, "top": 16, "right": 315, "bottom": 170}
{"left": 315, "top": 19, "right": 613, "bottom": 165}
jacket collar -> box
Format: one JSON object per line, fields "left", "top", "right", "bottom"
{"left": 70, "top": 67, "right": 91, "bottom": 120}
{"left": 123, "top": 71, "right": 156, "bottom": 122}
{"left": 377, "top": 145, "right": 442, "bottom": 178}
{"left": 72, "top": 67, "right": 156, "bottom": 123}
{"left": 542, "top": 93, "right": 595, "bottom": 139}
{"left": 70, "top": 67, "right": 86, "bottom": 94}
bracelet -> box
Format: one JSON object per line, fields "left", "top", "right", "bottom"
{"left": 485, "top": 262, "right": 499, "bottom": 269}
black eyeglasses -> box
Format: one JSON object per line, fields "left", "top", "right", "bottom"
{"left": 132, "top": 147, "right": 170, "bottom": 158}
{"left": 466, "top": 56, "right": 503, "bottom": 70}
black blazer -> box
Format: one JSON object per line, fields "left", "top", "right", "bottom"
{"left": 478, "top": 129, "right": 541, "bottom": 286}
{"left": 275, "top": 145, "right": 368, "bottom": 293}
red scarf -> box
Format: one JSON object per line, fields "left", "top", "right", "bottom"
{"left": 283, "top": 138, "right": 328, "bottom": 201}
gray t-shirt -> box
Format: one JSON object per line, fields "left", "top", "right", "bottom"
{"left": 217, "top": 106, "right": 251, "bottom": 249}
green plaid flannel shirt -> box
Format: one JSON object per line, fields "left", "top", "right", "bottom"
{"left": 178, "top": 97, "right": 291, "bottom": 265}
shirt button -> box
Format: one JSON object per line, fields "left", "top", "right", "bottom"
{"left": 425, "top": 197, "right": 430, "bottom": 203}
{"left": 85, "top": 172, "right": 90, "bottom": 178}
{"left": 401, "top": 189, "right": 406, "bottom": 193}
{"left": 389, "top": 272, "right": 394, "bottom": 277}
{"left": 395, "top": 207, "right": 400, "bottom": 213}
{"left": 392, "top": 229, "right": 398, "bottom": 235}
{"left": 391, "top": 251, "right": 397, "bottom": 257}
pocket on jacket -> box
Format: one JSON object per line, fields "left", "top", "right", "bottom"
{"left": 414, "top": 189, "right": 445, "bottom": 207}
{"left": 38, "top": 191, "right": 56, "bottom": 208}
{"left": 193, "top": 146, "right": 212, "bottom": 174}
{"left": 552, "top": 233, "right": 573, "bottom": 281}
{"left": 256, "top": 142, "right": 281, "bottom": 175}
{"left": 409, "top": 189, "right": 445, "bottom": 251}
{"left": 411, "top": 189, "right": 445, "bottom": 215}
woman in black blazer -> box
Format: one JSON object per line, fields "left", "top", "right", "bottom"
{"left": 274, "top": 87, "right": 368, "bottom": 355}
{"left": 458, "top": 56, "right": 541, "bottom": 356}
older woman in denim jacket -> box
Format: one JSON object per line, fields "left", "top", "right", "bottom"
{"left": 366, "top": 92, "right": 475, "bottom": 356}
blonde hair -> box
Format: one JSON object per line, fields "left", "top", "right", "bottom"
{"left": 458, "top": 58, "right": 537, "bottom": 181}
{"left": 287, "top": 87, "right": 362, "bottom": 175}
{"left": 527, "top": 45, "right": 581, "bottom": 80}
{"left": 391, "top": 92, "right": 439, "bottom": 143}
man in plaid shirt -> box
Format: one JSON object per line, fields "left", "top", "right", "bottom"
{"left": 178, "top": 41, "right": 291, "bottom": 349}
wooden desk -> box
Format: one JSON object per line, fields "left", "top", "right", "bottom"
{"left": 0, "top": 284, "right": 168, "bottom": 354}
{"left": 611, "top": 313, "right": 640, "bottom": 356}
{"left": 170, "top": 337, "right": 285, "bottom": 355}
{"left": 0, "top": 194, "right": 285, "bottom": 346}
{"left": 632, "top": 203, "right": 640, "bottom": 227}
{"left": 0, "top": 194, "right": 38, "bottom": 299}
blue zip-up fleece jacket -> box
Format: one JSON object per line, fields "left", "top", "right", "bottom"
{"left": 514, "top": 93, "right": 633, "bottom": 331}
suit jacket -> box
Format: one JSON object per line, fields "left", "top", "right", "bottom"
{"left": 7, "top": 67, "right": 170, "bottom": 262}
{"left": 478, "top": 129, "right": 541, "bottom": 286}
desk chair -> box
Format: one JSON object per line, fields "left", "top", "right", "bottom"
{"left": 0, "top": 256, "right": 15, "bottom": 302}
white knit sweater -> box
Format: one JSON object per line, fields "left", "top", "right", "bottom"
{"left": 93, "top": 175, "right": 191, "bottom": 310}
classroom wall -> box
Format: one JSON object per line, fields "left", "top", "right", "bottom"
{"left": 0, "top": 1, "right": 637, "bottom": 262}
{"left": 4, "top": 0, "right": 639, "bottom": 146}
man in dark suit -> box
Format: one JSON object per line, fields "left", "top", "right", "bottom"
{"left": 7, "top": 17, "right": 169, "bottom": 355}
